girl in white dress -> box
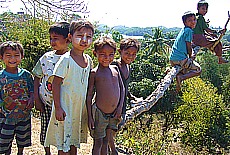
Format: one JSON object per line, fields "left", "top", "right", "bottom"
{"left": 45, "top": 19, "right": 94, "bottom": 155}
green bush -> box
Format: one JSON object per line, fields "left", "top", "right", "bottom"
{"left": 174, "top": 77, "right": 229, "bottom": 153}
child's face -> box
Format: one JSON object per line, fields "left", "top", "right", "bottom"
{"left": 119, "top": 47, "right": 137, "bottom": 64}
{"left": 94, "top": 45, "right": 115, "bottom": 67}
{"left": 198, "top": 5, "right": 208, "bottom": 16}
{"left": 185, "top": 15, "right": 197, "bottom": 29}
{"left": 1, "top": 47, "right": 22, "bottom": 69}
{"left": 70, "top": 27, "right": 93, "bottom": 51}
{"left": 50, "top": 32, "right": 69, "bottom": 53}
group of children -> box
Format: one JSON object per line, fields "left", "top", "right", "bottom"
{"left": 170, "top": 0, "right": 228, "bottom": 92}
{"left": 0, "top": 0, "right": 228, "bottom": 155}
{"left": 0, "top": 18, "right": 140, "bottom": 155}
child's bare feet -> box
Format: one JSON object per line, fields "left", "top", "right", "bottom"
{"left": 176, "top": 75, "right": 182, "bottom": 93}
{"left": 218, "top": 57, "right": 229, "bottom": 64}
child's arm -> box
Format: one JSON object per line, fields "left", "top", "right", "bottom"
{"left": 34, "top": 76, "right": 45, "bottom": 112}
{"left": 186, "top": 41, "right": 194, "bottom": 60}
{"left": 26, "top": 92, "right": 34, "bottom": 109}
{"left": 86, "top": 71, "right": 96, "bottom": 130}
{"left": 52, "top": 76, "right": 66, "bottom": 121}
{"left": 114, "top": 68, "right": 125, "bottom": 119}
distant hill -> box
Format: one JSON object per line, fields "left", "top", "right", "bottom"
{"left": 96, "top": 24, "right": 181, "bottom": 36}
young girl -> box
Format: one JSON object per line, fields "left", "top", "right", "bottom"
{"left": 193, "top": 0, "right": 228, "bottom": 64}
{"left": 44, "top": 19, "right": 94, "bottom": 155}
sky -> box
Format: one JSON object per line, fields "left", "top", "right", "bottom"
{"left": 1, "top": 0, "right": 230, "bottom": 28}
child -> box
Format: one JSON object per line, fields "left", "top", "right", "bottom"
{"left": 192, "top": 0, "right": 228, "bottom": 64}
{"left": 32, "top": 21, "right": 70, "bottom": 155}
{"left": 109, "top": 38, "right": 141, "bottom": 154}
{"left": 170, "top": 11, "right": 202, "bottom": 92}
{"left": 86, "top": 36, "right": 125, "bottom": 155}
{"left": 44, "top": 19, "right": 94, "bottom": 155}
{"left": 0, "top": 41, "right": 34, "bottom": 155}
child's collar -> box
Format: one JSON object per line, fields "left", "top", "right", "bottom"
{"left": 196, "top": 13, "right": 203, "bottom": 16}
{"left": 185, "top": 26, "right": 192, "bottom": 29}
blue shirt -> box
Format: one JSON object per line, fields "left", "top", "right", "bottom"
{"left": 170, "top": 27, "right": 193, "bottom": 61}
{"left": 0, "top": 68, "right": 34, "bottom": 120}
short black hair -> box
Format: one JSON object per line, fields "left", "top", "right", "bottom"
{"left": 0, "top": 41, "right": 24, "bottom": 57}
{"left": 182, "top": 11, "right": 195, "bottom": 24}
{"left": 197, "top": 0, "right": 208, "bottom": 10}
{"left": 119, "top": 38, "right": 141, "bottom": 52}
{"left": 93, "top": 36, "right": 116, "bottom": 52}
{"left": 49, "top": 22, "right": 70, "bottom": 38}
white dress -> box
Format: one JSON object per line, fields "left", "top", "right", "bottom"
{"left": 45, "top": 52, "right": 92, "bottom": 152}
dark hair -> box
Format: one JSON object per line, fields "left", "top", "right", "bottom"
{"left": 182, "top": 11, "right": 195, "bottom": 23}
{"left": 0, "top": 41, "right": 24, "bottom": 56}
{"left": 49, "top": 22, "right": 70, "bottom": 38}
{"left": 119, "top": 38, "right": 141, "bottom": 52}
{"left": 69, "top": 19, "right": 94, "bottom": 35}
{"left": 94, "top": 36, "right": 116, "bottom": 52}
{"left": 197, "top": 0, "right": 208, "bottom": 10}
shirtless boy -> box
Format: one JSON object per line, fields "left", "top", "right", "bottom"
{"left": 86, "top": 36, "right": 125, "bottom": 155}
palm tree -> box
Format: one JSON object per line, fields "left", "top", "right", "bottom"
{"left": 143, "top": 27, "right": 173, "bottom": 61}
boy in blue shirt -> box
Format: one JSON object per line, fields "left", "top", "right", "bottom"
{"left": 0, "top": 41, "right": 34, "bottom": 155}
{"left": 170, "top": 11, "right": 202, "bottom": 92}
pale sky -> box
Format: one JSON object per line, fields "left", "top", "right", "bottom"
{"left": 1, "top": 0, "right": 230, "bottom": 28}
{"left": 87, "top": 0, "right": 230, "bottom": 28}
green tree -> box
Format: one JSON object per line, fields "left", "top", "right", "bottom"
{"left": 1, "top": 12, "right": 51, "bottom": 71}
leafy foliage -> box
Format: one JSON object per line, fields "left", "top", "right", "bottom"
{"left": 129, "top": 28, "right": 170, "bottom": 99}
{"left": 1, "top": 12, "right": 51, "bottom": 71}
{"left": 197, "top": 50, "right": 230, "bottom": 92}
{"left": 174, "top": 77, "right": 229, "bottom": 153}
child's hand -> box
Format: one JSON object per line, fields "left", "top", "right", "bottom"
{"left": 35, "top": 98, "right": 45, "bottom": 112}
{"left": 190, "top": 54, "right": 196, "bottom": 60}
{"left": 55, "top": 107, "right": 66, "bottom": 121}
{"left": 88, "top": 117, "right": 95, "bottom": 131}
{"left": 26, "top": 95, "right": 34, "bottom": 110}
{"left": 113, "top": 107, "right": 122, "bottom": 119}
{"left": 220, "top": 28, "right": 227, "bottom": 34}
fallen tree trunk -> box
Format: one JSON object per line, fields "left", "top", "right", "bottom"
{"left": 122, "top": 65, "right": 182, "bottom": 126}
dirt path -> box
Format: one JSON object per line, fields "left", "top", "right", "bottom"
{"left": 11, "top": 116, "right": 128, "bottom": 155}
{"left": 11, "top": 116, "right": 93, "bottom": 155}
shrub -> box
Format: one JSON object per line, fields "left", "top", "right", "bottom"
{"left": 174, "top": 77, "right": 229, "bottom": 153}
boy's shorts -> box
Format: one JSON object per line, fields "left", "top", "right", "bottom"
{"left": 0, "top": 113, "right": 31, "bottom": 154}
{"left": 40, "top": 104, "right": 52, "bottom": 145}
{"left": 170, "top": 58, "right": 201, "bottom": 74}
{"left": 90, "top": 104, "right": 120, "bottom": 139}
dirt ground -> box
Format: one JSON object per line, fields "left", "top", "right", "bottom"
{"left": 11, "top": 116, "right": 93, "bottom": 155}
{"left": 11, "top": 116, "right": 128, "bottom": 155}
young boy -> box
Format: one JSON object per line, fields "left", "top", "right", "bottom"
{"left": 0, "top": 41, "right": 34, "bottom": 155}
{"left": 86, "top": 36, "right": 125, "bottom": 155}
{"left": 170, "top": 11, "right": 202, "bottom": 92}
{"left": 109, "top": 38, "right": 141, "bottom": 154}
{"left": 193, "top": 0, "right": 228, "bottom": 64}
{"left": 32, "top": 22, "right": 70, "bottom": 155}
